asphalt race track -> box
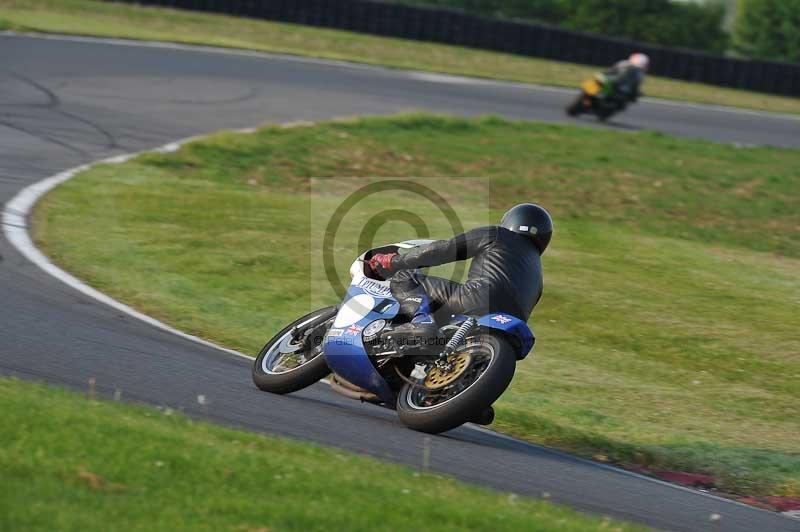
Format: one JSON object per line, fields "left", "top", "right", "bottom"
{"left": 2, "top": 33, "right": 799, "bottom": 532}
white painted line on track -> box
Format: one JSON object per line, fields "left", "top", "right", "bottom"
{"left": 2, "top": 119, "right": 326, "bottom": 362}
{"left": 1, "top": 115, "right": 346, "bottom": 365}
{"left": 3, "top": 31, "right": 799, "bottom": 123}
{"left": 2, "top": 131, "right": 257, "bottom": 363}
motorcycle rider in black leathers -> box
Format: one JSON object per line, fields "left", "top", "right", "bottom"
{"left": 369, "top": 203, "right": 553, "bottom": 339}
{"left": 605, "top": 52, "right": 649, "bottom": 107}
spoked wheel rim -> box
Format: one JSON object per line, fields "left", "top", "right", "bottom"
{"left": 405, "top": 339, "right": 495, "bottom": 410}
{"left": 261, "top": 315, "right": 328, "bottom": 375}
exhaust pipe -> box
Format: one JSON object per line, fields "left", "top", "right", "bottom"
{"left": 329, "top": 374, "right": 381, "bottom": 403}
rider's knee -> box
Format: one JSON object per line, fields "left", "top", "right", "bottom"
{"left": 389, "top": 269, "right": 417, "bottom": 290}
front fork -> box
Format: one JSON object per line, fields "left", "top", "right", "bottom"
{"left": 290, "top": 306, "right": 338, "bottom": 344}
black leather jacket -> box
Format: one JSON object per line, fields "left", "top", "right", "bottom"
{"left": 392, "top": 226, "right": 543, "bottom": 320}
{"left": 606, "top": 60, "right": 645, "bottom": 101}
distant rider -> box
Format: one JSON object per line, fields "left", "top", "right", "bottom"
{"left": 605, "top": 52, "right": 649, "bottom": 105}
{"left": 368, "top": 203, "right": 552, "bottom": 339}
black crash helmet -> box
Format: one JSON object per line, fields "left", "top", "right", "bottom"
{"left": 499, "top": 203, "right": 553, "bottom": 254}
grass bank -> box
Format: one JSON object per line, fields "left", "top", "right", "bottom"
{"left": 0, "top": 378, "right": 641, "bottom": 531}
{"left": 1, "top": 0, "right": 799, "bottom": 114}
{"left": 33, "top": 115, "right": 800, "bottom": 497}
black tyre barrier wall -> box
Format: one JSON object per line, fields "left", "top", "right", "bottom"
{"left": 105, "top": 0, "right": 800, "bottom": 96}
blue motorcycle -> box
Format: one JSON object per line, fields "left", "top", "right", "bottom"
{"left": 252, "top": 240, "right": 535, "bottom": 433}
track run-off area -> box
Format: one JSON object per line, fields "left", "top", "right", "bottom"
{"left": 1, "top": 33, "right": 799, "bottom": 532}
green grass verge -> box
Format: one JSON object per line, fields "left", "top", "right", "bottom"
{"left": 0, "top": 378, "right": 643, "bottom": 531}
{"left": 1, "top": 0, "right": 799, "bottom": 114}
{"left": 33, "top": 115, "right": 800, "bottom": 497}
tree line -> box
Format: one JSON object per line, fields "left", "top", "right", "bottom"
{"left": 390, "top": 0, "right": 800, "bottom": 63}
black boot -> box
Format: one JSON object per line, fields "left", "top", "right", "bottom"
{"left": 471, "top": 406, "right": 495, "bottom": 426}
{"left": 390, "top": 293, "right": 444, "bottom": 346}
{"left": 391, "top": 320, "right": 440, "bottom": 338}
{"left": 389, "top": 317, "right": 444, "bottom": 349}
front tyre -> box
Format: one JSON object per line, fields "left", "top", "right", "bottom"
{"left": 396, "top": 334, "right": 516, "bottom": 434}
{"left": 566, "top": 93, "right": 585, "bottom": 116}
{"left": 252, "top": 306, "right": 336, "bottom": 394}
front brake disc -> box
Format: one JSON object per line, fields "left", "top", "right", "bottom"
{"left": 424, "top": 351, "right": 471, "bottom": 390}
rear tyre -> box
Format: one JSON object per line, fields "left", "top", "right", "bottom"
{"left": 252, "top": 306, "right": 336, "bottom": 394}
{"left": 596, "top": 100, "right": 620, "bottom": 122}
{"left": 396, "top": 334, "right": 516, "bottom": 434}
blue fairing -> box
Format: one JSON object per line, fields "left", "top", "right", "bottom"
{"left": 475, "top": 313, "right": 535, "bottom": 359}
{"left": 323, "top": 282, "right": 399, "bottom": 402}
{"left": 324, "top": 250, "right": 535, "bottom": 401}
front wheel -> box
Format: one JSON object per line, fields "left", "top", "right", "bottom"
{"left": 252, "top": 306, "right": 336, "bottom": 394}
{"left": 396, "top": 334, "right": 516, "bottom": 434}
{"left": 566, "top": 94, "right": 586, "bottom": 116}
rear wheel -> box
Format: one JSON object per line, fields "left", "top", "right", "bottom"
{"left": 252, "top": 306, "right": 336, "bottom": 394}
{"left": 396, "top": 334, "right": 515, "bottom": 434}
{"left": 596, "top": 98, "right": 622, "bottom": 122}
{"left": 596, "top": 106, "right": 615, "bottom": 122}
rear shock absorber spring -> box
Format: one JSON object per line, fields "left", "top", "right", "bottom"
{"left": 443, "top": 317, "right": 477, "bottom": 356}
